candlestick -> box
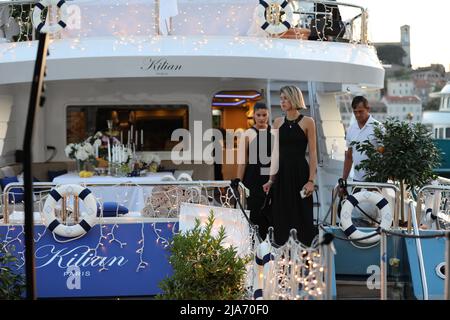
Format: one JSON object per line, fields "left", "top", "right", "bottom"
{"left": 107, "top": 139, "right": 111, "bottom": 163}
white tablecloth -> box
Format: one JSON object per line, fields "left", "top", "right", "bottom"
{"left": 53, "top": 172, "right": 175, "bottom": 212}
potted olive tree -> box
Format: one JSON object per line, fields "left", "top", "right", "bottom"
{"left": 158, "top": 211, "right": 249, "bottom": 300}
{"left": 353, "top": 119, "right": 441, "bottom": 224}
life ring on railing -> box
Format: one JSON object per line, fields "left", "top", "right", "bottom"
{"left": 32, "top": 0, "right": 68, "bottom": 34}
{"left": 42, "top": 184, "right": 97, "bottom": 237}
{"left": 340, "top": 191, "right": 393, "bottom": 244}
{"left": 256, "top": 0, "right": 294, "bottom": 35}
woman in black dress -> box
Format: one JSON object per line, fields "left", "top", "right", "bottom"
{"left": 263, "top": 86, "right": 318, "bottom": 246}
{"left": 237, "top": 103, "right": 271, "bottom": 239}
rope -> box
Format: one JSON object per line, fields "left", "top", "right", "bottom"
{"left": 229, "top": 183, "right": 262, "bottom": 243}
{"left": 383, "top": 229, "right": 449, "bottom": 239}
{"left": 319, "top": 224, "right": 381, "bottom": 242}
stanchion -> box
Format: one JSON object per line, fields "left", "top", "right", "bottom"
{"left": 380, "top": 230, "right": 387, "bottom": 300}
{"left": 321, "top": 233, "right": 334, "bottom": 300}
{"left": 445, "top": 232, "right": 450, "bottom": 300}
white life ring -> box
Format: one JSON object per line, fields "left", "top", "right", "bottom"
{"left": 256, "top": 0, "right": 294, "bottom": 35}
{"left": 32, "top": 0, "right": 68, "bottom": 34}
{"left": 42, "top": 184, "right": 97, "bottom": 237}
{"left": 340, "top": 191, "right": 393, "bottom": 244}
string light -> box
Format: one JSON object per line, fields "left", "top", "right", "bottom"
{"left": 254, "top": 234, "right": 327, "bottom": 300}
{"left": 0, "top": 181, "right": 330, "bottom": 299}
{"left": 106, "top": 224, "right": 127, "bottom": 248}
{"left": 135, "top": 222, "right": 148, "bottom": 272}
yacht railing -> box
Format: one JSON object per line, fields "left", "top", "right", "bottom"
{"left": 1, "top": 180, "right": 248, "bottom": 224}
{"left": 416, "top": 183, "right": 450, "bottom": 231}
{"left": 408, "top": 200, "right": 429, "bottom": 300}
{"left": 0, "top": 0, "right": 369, "bottom": 44}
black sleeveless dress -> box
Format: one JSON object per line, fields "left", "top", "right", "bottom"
{"left": 243, "top": 126, "right": 271, "bottom": 239}
{"left": 271, "top": 115, "right": 315, "bottom": 246}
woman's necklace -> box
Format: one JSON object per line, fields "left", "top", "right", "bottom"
{"left": 286, "top": 114, "right": 300, "bottom": 128}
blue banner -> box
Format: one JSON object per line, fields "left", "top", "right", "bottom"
{"left": 0, "top": 221, "right": 177, "bottom": 298}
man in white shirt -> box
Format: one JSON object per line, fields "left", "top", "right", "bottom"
{"left": 342, "top": 96, "right": 380, "bottom": 182}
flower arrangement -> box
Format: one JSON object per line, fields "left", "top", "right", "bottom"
{"left": 140, "top": 153, "right": 162, "bottom": 173}
{"left": 64, "top": 141, "right": 96, "bottom": 163}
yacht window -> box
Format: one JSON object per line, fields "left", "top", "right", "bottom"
{"left": 66, "top": 105, "right": 189, "bottom": 151}
{"left": 438, "top": 128, "right": 444, "bottom": 139}
{"left": 446, "top": 128, "right": 450, "bottom": 139}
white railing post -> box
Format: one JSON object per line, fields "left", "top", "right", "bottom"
{"left": 445, "top": 232, "right": 450, "bottom": 300}
{"left": 380, "top": 229, "right": 387, "bottom": 300}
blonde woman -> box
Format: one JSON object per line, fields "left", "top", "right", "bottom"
{"left": 262, "top": 85, "right": 318, "bottom": 246}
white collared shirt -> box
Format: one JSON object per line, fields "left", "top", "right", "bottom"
{"left": 345, "top": 115, "right": 380, "bottom": 181}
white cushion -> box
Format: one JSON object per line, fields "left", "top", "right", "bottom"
{"left": 1, "top": 166, "right": 16, "bottom": 178}
{"left": 174, "top": 170, "right": 193, "bottom": 180}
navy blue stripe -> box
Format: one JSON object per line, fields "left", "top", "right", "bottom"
{"left": 259, "top": 0, "right": 268, "bottom": 9}
{"left": 79, "top": 219, "right": 92, "bottom": 233}
{"left": 35, "top": 2, "right": 45, "bottom": 10}
{"left": 426, "top": 208, "right": 432, "bottom": 214}
{"left": 56, "top": 0, "right": 65, "bottom": 8}
{"left": 376, "top": 198, "right": 389, "bottom": 210}
{"left": 78, "top": 188, "right": 91, "bottom": 200}
{"left": 254, "top": 289, "right": 263, "bottom": 299}
{"left": 255, "top": 255, "right": 264, "bottom": 266}
{"left": 431, "top": 213, "right": 437, "bottom": 220}
{"left": 36, "top": 22, "right": 45, "bottom": 33}
{"left": 263, "top": 253, "right": 274, "bottom": 264}
{"left": 282, "top": 21, "right": 291, "bottom": 29}
{"left": 261, "top": 22, "right": 269, "bottom": 30}
{"left": 346, "top": 195, "right": 359, "bottom": 207}
{"left": 344, "top": 225, "right": 357, "bottom": 237}
{"left": 50, "top": 189, "right": 62, "bottom": 202}
{"left": 280, "top": 0, "right": 288, "bottom": 8}
{"left": 48, "top": 219, "right": 60, "bottom": 232}
{"left": 58, "top": 20, "right": 66, "bottom": 28}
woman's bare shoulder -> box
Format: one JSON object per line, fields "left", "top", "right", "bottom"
{"left": 272, "top": 117, "right": 284, "bottom": 129}
{"left": 302, "top": 116, "right": 315, "bottom": 126}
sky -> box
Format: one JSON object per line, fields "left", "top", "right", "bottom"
{"left": 347, "top": 0, "right": 450, "bottom": 71}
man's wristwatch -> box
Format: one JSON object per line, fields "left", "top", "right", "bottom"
{"left": 308, "top": 179, "right": 314, "bottom": 183}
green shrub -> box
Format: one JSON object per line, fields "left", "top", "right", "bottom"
{"left": 0, "top": 244, "right": 25, "bottom": 300}
{"left": 158, "top": 210, "right": 248, "bottom": 300}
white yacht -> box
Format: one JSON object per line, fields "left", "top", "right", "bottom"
{"left": 3, "top": 1, "right": 445, "bottom": 301}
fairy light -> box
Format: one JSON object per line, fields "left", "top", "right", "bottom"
{"left": 34, "top": 227, "right": 47, "bottom": 243}
{"left": 136, "top": 222, "right": 148, "bottom": 272}
{"left": 106, "top": 224, "right": 127, "bottom": 248}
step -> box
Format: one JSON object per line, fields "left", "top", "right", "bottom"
{"left": 336, "top": 279, "right": 407, "bottom": 300}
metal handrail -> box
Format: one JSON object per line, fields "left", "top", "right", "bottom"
{"left": 2, "top": 180, "right": 248, "bottom": 224}
{"left": 416, "top": 184, "right": 450, "bottom": 231}
{"left": 1, "top": 0, "right": 369, "bottom": 44}
{"left": 331, "top": 181, "right": 401, "bottom": 227}
{"left": 409, "top": 200, "right": 429, "bottom": 300}
{"left": 446, "top": 232, "right": 450, "bottom": 300}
